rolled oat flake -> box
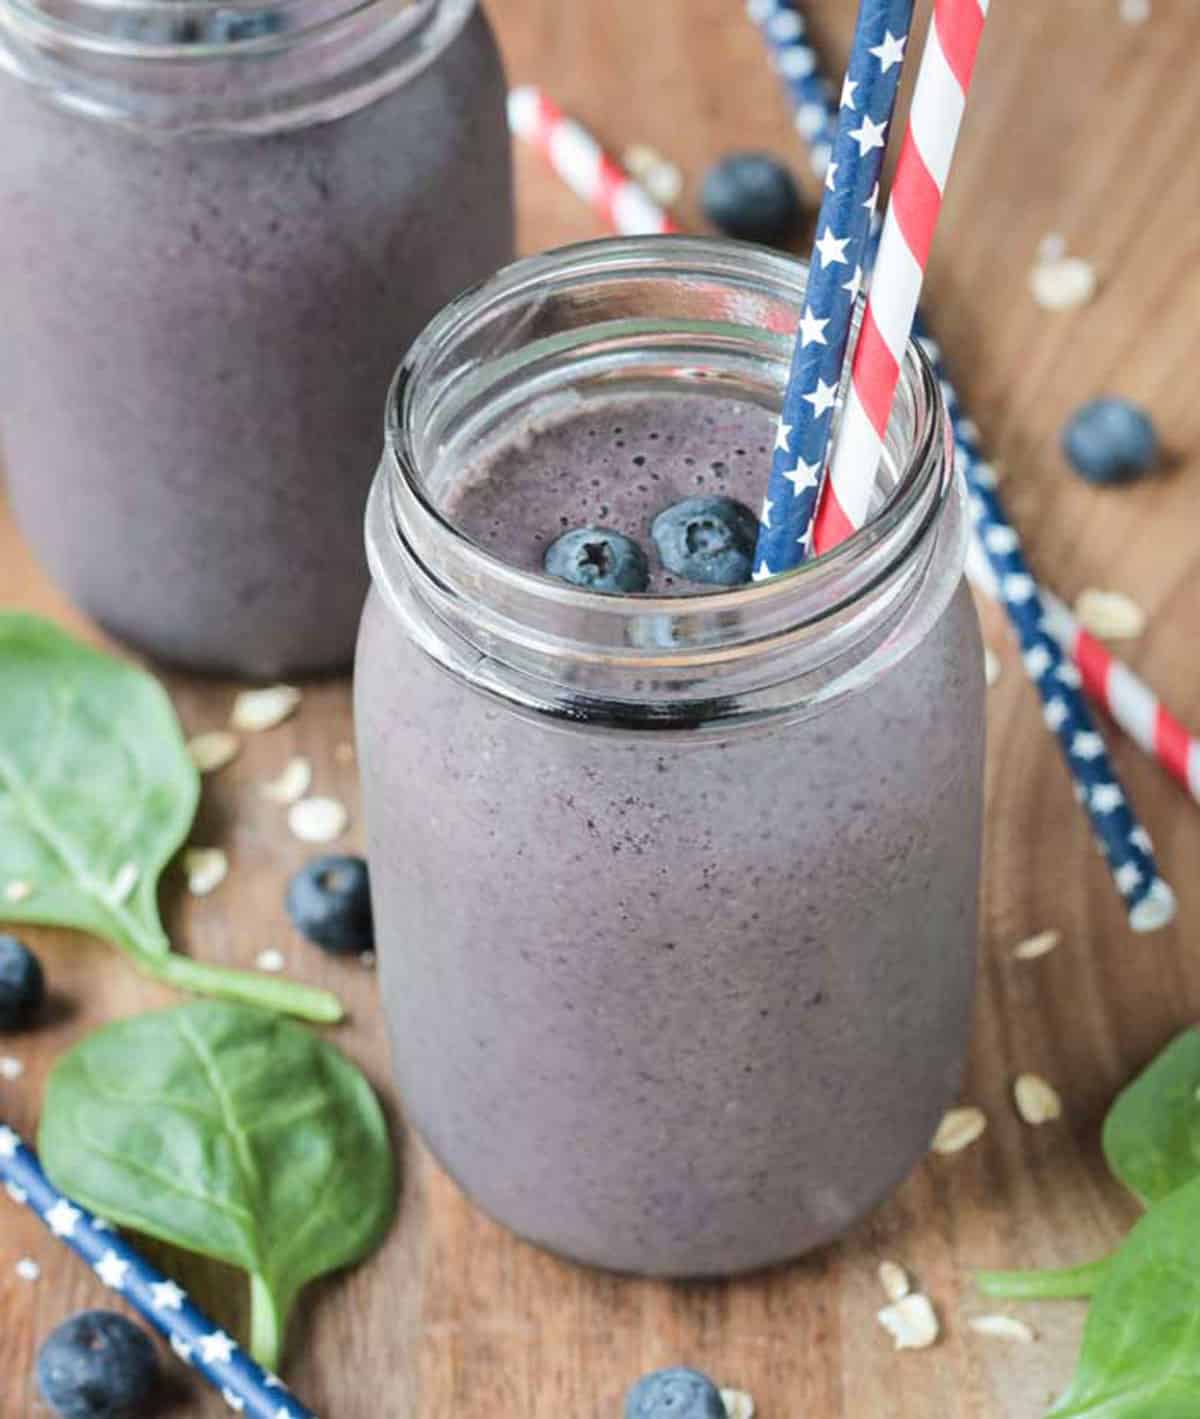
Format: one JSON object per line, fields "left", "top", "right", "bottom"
{"left": 289, "top": 796, "right": 349, "bottom": 844}
{"left": 183, "top": 848, "right": 228, "bottom": 897}
{"left": 720, "top": 1389, "right": 755, "bottom": 1419}
{"left": 968, "top": 1314, "right": 1036, "bottom": 1343}
{"left": 931, "top": 1106, "right": 988, "bottom": 1155}
{"left": 187, "top": 729, "right": 240, "bottom": 773}
{"left": 878, "top": 1293, "right": 940, "bottom": 1350}
{"left": 1014, "top": 1073, "right": 1063, "bottom": 1125}
{"left": 1013, "top": 929, "right": 1062, "bottom": 961}
{"left": 1074, "top": 588, "right": 1147, "bottom": 640}
{"left": 878, "top": 1260, "right": 911, "bottom": 1301}
{"left": 261, "top": 755, "right": 313, "bottom": 805}
{"left": 231, "top": 684, "right": 302, "bottom": 732}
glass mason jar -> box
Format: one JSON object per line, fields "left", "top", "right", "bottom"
{"left": 356, "top": 237, "right": 985, "bottom": 1276}
{"left": 0, "top": 0, "right": 512, "bottom": 675}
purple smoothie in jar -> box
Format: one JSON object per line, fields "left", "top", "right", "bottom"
{"left": 0, "top": 0, "right": 512, "bottom": 675}
{"left": 355, "top": 238, "right": 985, "bottom": 1276}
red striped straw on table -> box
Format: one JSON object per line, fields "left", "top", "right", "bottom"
{"left": 966, "top": 542, "right": 1200, "bottom": 806}
{"left": 507, "top": 87, "right": 680, "bottom": 236}
{"left": 1043, "top": 604, "right": 1200, "bottom": 805}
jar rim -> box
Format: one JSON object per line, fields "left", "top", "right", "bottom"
{"left": 0, "top": 0, "right": 471, "bottom": 132}
{"left": 386, "top": 236, "right": 947, "bottom": 613}
{"left": 369, "top": 235, "right": 965, "bottom": 725}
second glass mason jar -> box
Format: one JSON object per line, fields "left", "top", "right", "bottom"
{"left": 357, "top": 237, "right": 986, "bottom": 1276}
{"left": 0, "top": 0, "right": 512, "bottom": 675}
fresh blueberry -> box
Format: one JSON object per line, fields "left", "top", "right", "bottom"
{"left": 1062, "top": 397, "right": 1159, "bottom": 485}
{"left": 0, "top": 934, "right": 44, "bottom": 1032}
{"left": 651, "top": 495, "right": 757, "bottom": 586}
{"left": 36, "top": 1311, "right": 159, "bottom": 1419}
{"left": 625, "top": 1367, "right": 727, "bottom": 1419}
{"left": 701, "top": 152, "right": 802, "bottom": 246}
{"left": 543, "top": 527, "right": 650, "bottom": 593}
{"left": 286, "top": 855, "right": 374, "bottom": 956}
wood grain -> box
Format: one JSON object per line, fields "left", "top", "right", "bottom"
{"left": 3, "top": 1, "right": 1200, "bottom": 1414}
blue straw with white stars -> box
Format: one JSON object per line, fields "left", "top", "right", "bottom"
{"left": 0, "top": 1123, "right": 318, "bottom": 1419}
{"left": 747, "top": 0, "right": 839, "bottom": 171}
{"left": 747, "top": 0, "right": 1177, "bottom": 931}
{"left": 752, "top": 0, "right": 914, "bottom": 577}
{"left": 928, "top": 348, "right": 1176, "bottom": 930}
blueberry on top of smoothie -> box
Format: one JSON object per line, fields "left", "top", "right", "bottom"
{"left": 1062, "top": 397, "right": 1159, "bottom": 485}
{"left": 701, "top": 152, "right": 802, "bottom": 247}
{"left": 625, "top": 1366, "right": 727, "bottom": 1419}
{"left": 286, "top": 855, "right": 374, "bottom": 956}
{"left": 544, "top": 527, "right": 650, "bottom": 593}
{"left": 36, "top": 1310, "right": 159, "bottom": 1419}
{"left": 0, "top": 934, "right": 44, "bottom": 1032}
{"left": 651, "top": 496, "right": 757, "bottom": 586}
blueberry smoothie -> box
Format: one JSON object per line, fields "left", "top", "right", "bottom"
{"left": 356, "top": 240, "right": 985, "bottom": 1275}
{"left": 0, "top": 0, "right": 512, "bottom": 675}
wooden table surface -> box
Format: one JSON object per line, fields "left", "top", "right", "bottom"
{"left": 3, "top": 1, "right": 1200, "bottom": 1415}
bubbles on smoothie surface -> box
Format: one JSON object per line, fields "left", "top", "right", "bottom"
{"left": 445, "top": 392, "right": 777, "bottom": 593}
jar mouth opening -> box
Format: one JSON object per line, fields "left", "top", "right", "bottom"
{"left": 382, "top": 235, "right": 950, "bottom": 640}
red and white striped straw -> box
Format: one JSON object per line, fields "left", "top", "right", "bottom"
{"left": 507, "top": 86, "right": 681, "bottom": 237}
{"left": 966, "top": 542, "right": 1200, "bottom": 805}
{"left": 813, "top": 0, "right": 989, "bottom": 553}
{"left": 1047, "top": 608, "right": 1200, "bottom": 804}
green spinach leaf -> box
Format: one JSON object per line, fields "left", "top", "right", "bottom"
{"left": 0, "top": 613, "right": 340, "bottom": 1022}
{"left": 0, "top": 612, "right": 195, "bottom": 958}
{"left": 1102, "top": 1029, "right": 1200, "bottom": 1209}
{"left": 979, "top": 1030, "right": 1200, "bottom": 1305}
{"left": 975, "top": 1257, "right": 1110, "bottom": 1303}
{"left": 1047, "top": 1174, "right": 1200, "bottom": 1417}
{"left": 39, "top": 1002, "right": 394, "bottom": 1370}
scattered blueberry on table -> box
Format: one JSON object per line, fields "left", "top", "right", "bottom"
{"left": 1062, "top": 397, "right": 1159, "bottom": 485}
{"left": 651, "top": 496, "right": 757, "bottom": 586}
{"left": 625, "top": 1367, "right": 727, "bottom": 1419}
{"left": 701, "top": 152, "right": 802, "bottom": 247}
{"left": 0, "top": 934, "right": 44, "bottom": 1031}
{"left": 286, "top": 855, "right": 374, "bottom": 956}
{"left": 36, "top": 1311, "right": 159, "bottom": 1419}
{"left": 543, "top": 527, "right": 650, "bottom": 593}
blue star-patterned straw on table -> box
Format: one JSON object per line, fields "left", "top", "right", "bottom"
{"left": 924, "top": 333, "right": 1176, "bottom": 930}
{"left": 747, "top": 0, "right": 1177, "bottom": 932}
{"left": 751, "top": 0, "right": 914, "bottom": 578}
{"left": 747, "top": 0, "right": 839, "bottom": 169}
{"left": 0, "top": 1122, "right": 318, "bottom": 1419}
